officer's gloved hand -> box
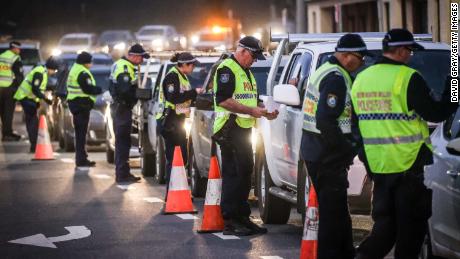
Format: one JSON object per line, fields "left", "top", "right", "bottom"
{"left": 44, "top": 98, "right": 53, "bottom": 105}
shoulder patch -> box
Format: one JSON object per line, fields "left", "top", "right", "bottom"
{"left": 86, "top": 78, "right": 92, "bottom": 85}
{"left": 33, "top": 79, "right": 40, "bottom": 86}
{"left": 220, "top": 73, "right": 230, "bottom": 83}
{"left": 123, "top": 75, "right": 130, "bottom": 82}
{"left": 19, "top": 67, "right": 23, "bottom": 73}
{"left": 333, "top": 71, "right": 343, "bottom": 77}
{"left": 327, "top": 94, "right": 337, "bottom": 108}
{"left": 167, "top": 84, "right": 175, "bottom": 93}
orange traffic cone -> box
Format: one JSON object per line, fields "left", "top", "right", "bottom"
{"left": 197, "top": 142, "right": 224, "bottom": 233}
{"left": 163, "top": 146, "right": 197, "bottom": 214}
{"left": 33, "top": 115, "right": 55, "bottom": 160}
{"left": 300, "top": 184, "right": 318, "bottom": 259}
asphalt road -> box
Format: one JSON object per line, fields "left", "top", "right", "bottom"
{"left": 0, "top": 111, "right": 383, "bottom": 259}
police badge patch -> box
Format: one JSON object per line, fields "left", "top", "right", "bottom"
{"left": 327, "top": 94, "right": 337, "bottom": 108}
{"left": 123, "top": 75, "right": 129, "bottom": 82}
{"left": 167, "top": 84, "right": 174, "bottom": 93}
{"left": 86, "top": 78, "right": 92, "bottom": 85}
{"left": 220, "top": 73, "right": 230, "bottom": 83}
{"left": 33, "top": 79, "right": 40, "bottom": 86}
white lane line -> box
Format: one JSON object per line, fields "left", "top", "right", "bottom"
{"left": 53, "top": 152, "right": 60, "bottom": 157}
{"left": 61, "top": 158, "right": 74, "bottom": 163}
{"left": 175, "top": 214, "right": 199, "bottom": 220}
{"left": 143, "top": 197, "right": 164, "bottom": 203}
{"left": 260, "top": 256, "right": 284, "bottom": 259}
{"left": 212, "top": 232, "right": 240, "bottom": 240}
{"left": 91, "top": 174, "right": 111, "bottom": 179}
{"left": 116, "top": 185, "right": 136, "bottom": 190}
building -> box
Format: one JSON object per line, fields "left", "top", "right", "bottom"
{"left": 305, "top": 0, "right": 452, "bottom": 43}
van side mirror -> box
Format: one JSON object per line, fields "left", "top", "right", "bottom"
{"left": 447, "top": 138, "right": 460, "bottom": 155}
{"left": 273, "top": 84, "right": 300, "bottom": 106}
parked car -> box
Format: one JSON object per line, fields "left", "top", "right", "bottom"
{"left": 53, "top": 33, "right": 98, "bottom": 55}
{"left": 188, "top": 55, "right": 288, "bottom": 197}
{"left": 58, "top": 52, "right": 113, "bottom": 67}
{"left": 190, "top": 26, "right": 235, "bottom": 51}
{"left": 421, "top": 107, "right": 460, "bottom": 259}
{"left": 0, "top": 41, "right": 42, "bottom": 75}
{"left": 257, "top": 32, "right": 448, "bottom": 224}
{"left": 130, "top": 55, "right": 219, "bottom": 183}
{"left": 135, "top": 25, "right": 181, "bottom": 51}
{"left": 98, "top": 30, "right": 135, "bottom": 58}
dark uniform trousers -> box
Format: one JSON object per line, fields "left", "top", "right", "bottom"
{"left": 301, "top": 132, "right": 355, "bottom": 259}
{"left": 219, "top": 125, "right": 253, "bottom": 221}
{"left": 0, "top": 87, "right": 16, "bottom": 136}
{"left": 357, "top": 165, "right": 432, "bottom": 259}
{"left": 69, "top": 99, "right": 92, "bottom": 164}
{"left": 112, "top": 103, "right": 132, "bottom": 178}
{"left": 160, "top": 112, "right": 188, "bottom": 197}
{"left": 20, "top": 99, "right": 39, "bottom": 150}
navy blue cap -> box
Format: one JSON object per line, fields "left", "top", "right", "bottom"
{"left": 9, "top": 41, "right": 21, "bottom": 49}
{"left": 336, "top": 33, "right": 372, "bottom": 56}
{"left": 128, "top": 44, "right": 150, "bottom": 59}
{"left": 76, "top": 51, "right": 92, "bottom": 64}
{"left": 238, "top": 36, "right": 265, "bottom": 60}
{"left": 383, "top": 28, "right": 424, "bottom": 50}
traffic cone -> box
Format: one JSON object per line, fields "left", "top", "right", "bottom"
{"left": 197, "top": 142, "right": 224, "bottom": 233}
{"left": 163, "top": 146, "right": 197, "bottom": 214}
{"left": 32, "top": 115, "right": 55, "bottom": 160}
{"left": 299, "top": 184, "right": 318, "bottom": 259}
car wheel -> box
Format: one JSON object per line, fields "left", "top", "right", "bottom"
{"left": 256, "top": 148, "right": 291, "bottom": 224}
{"left": 140, "top": 127, "right": 156, "bottom": 177}
{"left": 188, "top": 142, "right": 207, "bottom": 197}
{"left": 420, "top": 233, "right": 444, "bottom": 259}
{"left": 154, "top": 136, "right": 166, "bottom": 184}
{"left": 297, "top": 160, "right": 310, "bottom": 223}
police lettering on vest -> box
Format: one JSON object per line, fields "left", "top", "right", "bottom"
{"left": 303, "top": 61, "right": 353, "bottom": 134}
{"left": 0, "top": 50, "right": 20, "bottom": 88}
{"left": 14, "top": 66, "right": 48, "bottom": 102}
{"left": 67, "top": 64, "right": 97, "bottom": 102}
{"left": 213, "top": 58, "right": 258, "bottom": 133}
{"left": 156, "top": 66, "right": 192, "bottom": 119}
{"left": 351, "top": 64, "right": 431, "bottom": 173}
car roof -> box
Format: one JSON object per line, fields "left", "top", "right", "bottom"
{"left": 59, "top": 52, "right": 112, "bottom": 59}
{"left": 139, "top": 25, "right": 172, "bottom": 30}
{"left": 61, "top": 33, "right": 96, "bottom": 38}
{"left": 296, "top": 41, "right": 449, "bottom": 53}
{"left": 0, "top": 43, "right": 39, "bottom": 49}
{"left": 252, "top": 56, "right": 289, "bottom": 68}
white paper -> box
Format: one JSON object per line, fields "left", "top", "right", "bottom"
{"left": 264, "top": 96, "right": 280, "bottom": 113}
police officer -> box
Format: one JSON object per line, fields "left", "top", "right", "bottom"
{"left": 158, "top": 52, "right": 203, "bottom": 197}
{"left": 110, "top": 44, "right": 149, "bottom": 183}
{"left": 66, "top": 52, "right": 102, "bottom": 168}
{"left": 301, "top": 34, "right": 372, "bottom": 259}
{"left": 0, "top": 41, "right": 24, "bottom": 141}
{"left": 352, "top": 29, "right": 457, "bottom": 259}
{"left": 14, "top": 57, "right": 59, "bottom": 152}
{"left": 213, "top": 36, "right": 277, "bottom": 236}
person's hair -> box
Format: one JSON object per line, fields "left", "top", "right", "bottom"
{"left": 170, "top": 52, "right": 180, "bottom": 63}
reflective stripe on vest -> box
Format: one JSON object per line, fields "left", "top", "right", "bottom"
{"left": 14, "top": 66, "right": 48, "bottom": 102}
{"left": 0, "top": 50, "right": 20, "bottom": 88}
{"left": 213, "top": 58, "right": 258, "bottom": 133}
{"left": 351, "top": 63, "right": 432, "bottom": 174}
{"left": 302, "top": 61, "right": 353, "bottom": 134}
{"left": 66, "top": 63, "right": 97, "bottom": 102}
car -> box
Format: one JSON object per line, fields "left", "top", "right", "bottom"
{"left": 135, "top": 25, "right": 182, "bottom": 51}
{"left": 53, "top": 33, "right": 98, "bottom": 55}
{"left": 188, "top": 55, "right": 288, "bottom": 197}
{"left": 190, "top": 26, "right": 235, "bottom": 51}
{"left": 0, "top": 40, "right": 42, "bottom": 75}
{"left": 257, "top": 32, "right": 449, "bottom": 224}
{"left": 98, "top": 30, "right": 135, "bottom": 58}
{"left": 57, "top": 52, "right": 113, "bottom": 67}
{"left": 421, "top": 107, "right": 460, "bottom": 259}
{"left": 131, "top": 55, "right": 219, "bottom": 182}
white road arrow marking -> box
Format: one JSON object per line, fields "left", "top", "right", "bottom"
{"left": 143, "top": 197, "right": 164, "bottom": 203}
{"left": 175, "top": 214, "right": 198, "bottom": 220}
{"left": 8, "top": 226, "right": 91, "bottom": 248}
{"left": 213, "top": 232, "right": 240, "bottom": 240}
{"left": 117, "top": 185, "right": 136, "bottom": 190}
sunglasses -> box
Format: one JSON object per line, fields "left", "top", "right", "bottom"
{"left": 245, "top": 49, "right": 257, "bottom": 60}
{"left": 349, "top": 52, "right": 365, "bottom": 61}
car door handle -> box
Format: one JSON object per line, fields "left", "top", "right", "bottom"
{"left": 447, "top": 170, "right": 460, "bottom": 177}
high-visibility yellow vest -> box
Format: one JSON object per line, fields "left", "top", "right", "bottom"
{"left": 0, "top": 50, "right": 20, "bottom": 88}
{"left": 351, "top": 63, "right": 431, "bottom": 173}
{"left": 66, "top": 63, "right": 97, "bottom": 102}
{"left": 303, "top": 61, "right": 352, "bottom": 133}
{"left": 213, "top": 58, "right": 257, "bottom": 133}
{"left": 156, "top": 66, "right": 192, "bottom": 118}
{"left": 14, "top": 66, "right": 48, "bottom": 102}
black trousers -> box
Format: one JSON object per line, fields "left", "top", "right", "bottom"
{"left": 357, "top": 166, "right": 432, "bottom": 259}
{"left": 69, "top": 100, "right": 91, "bottom": 165}
{"left": 0, "top": 87, "right": 16, "bottom": 136}
{"left": 160, "top": 113, "right": 188, "bottom": 197}
{"left": 112, "top": 103, "right": 132, "bottom": 178}
{"left": 305, "top": 160, "right": 355, "bottom": 259}
{"left": 219, "top": 126, "right": 253, "bottom": 221}
{"left": 20, "top": 99, "right": 39, "bottom": 150}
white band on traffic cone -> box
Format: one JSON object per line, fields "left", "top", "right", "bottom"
{"left": 204, "top": 179, "right": 222, "bottom": 206}
{"left": 169, "top": 166, "right": 190, "bottom": 191}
